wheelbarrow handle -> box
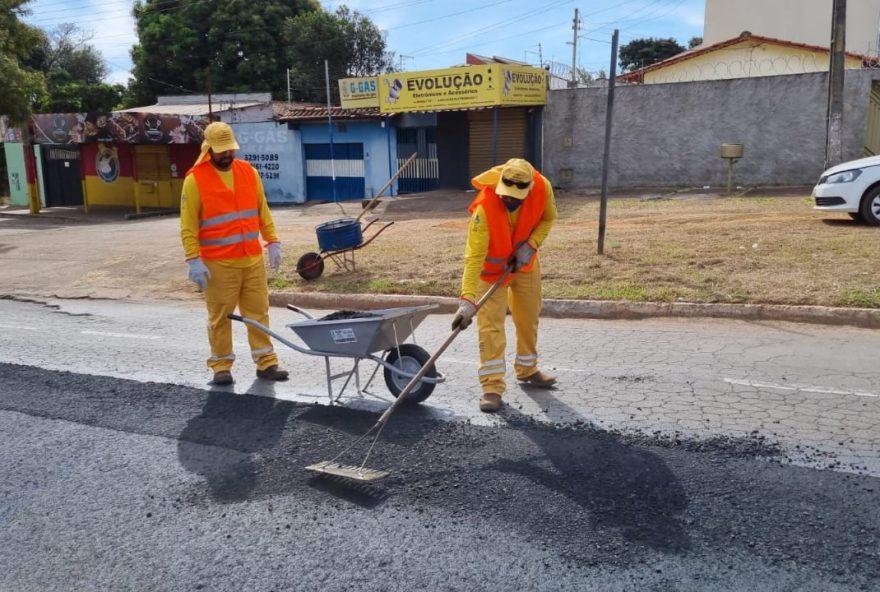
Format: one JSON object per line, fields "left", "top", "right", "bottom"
{"left": 286, "top": 304, "right": 315, "bottom": 319}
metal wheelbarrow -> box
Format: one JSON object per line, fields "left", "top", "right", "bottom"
{"left": 295, "top": 217, "right": 393, "bottom": 280}
{"left": 228, "top": 303, "right": 444, "bottom": 404}
{"left": 294, "top": 152, "right": 418, "bottom": 281}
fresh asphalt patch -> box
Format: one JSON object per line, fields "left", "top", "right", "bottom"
{"left": 1, "top": 361, "right": 878, "bottom": 591}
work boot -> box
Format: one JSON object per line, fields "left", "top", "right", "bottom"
{"left": 256, "top": 365, "right": 289, "bottom": 381}
{"left": 479, "top": 393, "right": 503, "bottom": 413}
{"left": 212, "top": 370, "right": 234, "bottom": 385}
{"left": 520, "top": 370, "right": 557, "bottom": 388}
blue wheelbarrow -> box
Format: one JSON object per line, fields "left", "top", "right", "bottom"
{"left": 295, "top": 217, "right": 394, "bottom": 280}
{"left": 294, "top": 152, "right": 418, "bottom": 281}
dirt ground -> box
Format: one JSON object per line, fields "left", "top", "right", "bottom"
{"left": 273, "top": 186, "right": 880, "bottom": 308}
{"left": 1, "top": 185, "right": 878, "bottom": 308}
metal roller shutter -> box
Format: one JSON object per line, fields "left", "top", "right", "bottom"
{"left": 468, "top": 107, "right": 527, "bottom": 178}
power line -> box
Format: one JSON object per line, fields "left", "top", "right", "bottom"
{"left": 405, "top": 0, "right": 575, "bottom": 57}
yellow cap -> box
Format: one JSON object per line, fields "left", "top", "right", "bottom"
{"left": 494, "top": 158, "right": 534, "bottom": 199}
{"left": 194, "top": 121, "right": 240, "bottom": 166}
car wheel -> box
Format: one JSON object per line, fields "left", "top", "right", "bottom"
{"left": 849, "top": 212, "right": 865, "bottom": 223}
{"left": 860, "top": 187, "right": 880, "bottom": 226}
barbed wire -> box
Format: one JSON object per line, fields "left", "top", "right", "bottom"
{"left": 619, "top": 54, "right": 880, "bottom": 84}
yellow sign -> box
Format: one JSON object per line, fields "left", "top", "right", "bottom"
{"left": 339, "top": 65, "right": 546, "bottom": 113}
{"left": 497, "top": 65, "right": 547, "bottom": 105}
{"left": 338, "top": 77, "right": 379, "bottom": 108}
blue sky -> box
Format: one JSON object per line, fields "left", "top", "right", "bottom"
{"left": 22, "top": 0, "right": 705, "bottom": 85}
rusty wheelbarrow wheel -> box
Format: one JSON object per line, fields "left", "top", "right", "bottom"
{"left": 296, "top": 252, "right": 325, "bottom": 280}
{"left": 383, "top": 344, "right": 437, "bottom": 403}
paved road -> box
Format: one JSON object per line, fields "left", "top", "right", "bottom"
{"left": 1, "top": 297, "right": 879, "bottom": 590}
{"left": 0, "top": 297, "right": 877, "bottom": 476}
{"left": 2, "top": 362, "right": 878, "bottom": 591}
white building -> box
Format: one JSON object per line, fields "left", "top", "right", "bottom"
{"left": 704, "top": 0, "right": 880, "bottom": 56}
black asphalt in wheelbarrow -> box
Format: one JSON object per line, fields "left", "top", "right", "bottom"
{"left": 229, "top": 303, "right": 444, "bottom": 407}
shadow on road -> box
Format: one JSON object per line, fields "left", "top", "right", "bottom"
{"left": 496, "top": 386, "right": 692, "bottom": 554}
{"left": 177, "top": 385, "right": 295, "bottom": 503}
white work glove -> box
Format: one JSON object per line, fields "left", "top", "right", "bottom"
{"left": 451, "top": 298, "right": 477, "bottom": 331}
{"left": 186, "top": 257, "right": 211, "bottom": 291}
{"left": 514, "top": 241, "right": 536, "bottom": 271}
{"left": 267, "top": 242, "right": 282, "bottom": 271}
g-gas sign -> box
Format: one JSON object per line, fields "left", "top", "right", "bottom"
{"left": 338, "top": 77, "right": 379, "bottom": 108}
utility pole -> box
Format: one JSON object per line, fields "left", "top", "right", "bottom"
{"left": 287, "top": 68, "right": 292, "bottom": 106}
{"left": 206, "top": 68, "right": 213, "bottom": 119}
{"left": 568, "top": 8, "right": 580, "bottom": 87}
{"left": 826, "top": 0, "right": 846, "bottom": 168}
{"left": 398, "top": 54, "right": 413, "bottom": 71}
{"left": 597, "top": 30, "right": 619, "bottom": 256}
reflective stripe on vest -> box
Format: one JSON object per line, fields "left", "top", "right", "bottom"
{"left": 188, "top": 160, "right": 263, "bottom": 261}
{"left": 468, "top": 170, "right": 547, "bottom": 285}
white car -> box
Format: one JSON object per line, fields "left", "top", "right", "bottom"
{"left": 812, "top": 155, "right": 880, "bottom": 225}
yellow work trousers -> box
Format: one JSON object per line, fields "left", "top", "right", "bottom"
{"left": 475, "top": 258, "right": 542, "bottom": 396}
{"left": 203, "top": 259, "right": 279, "bottom": 372}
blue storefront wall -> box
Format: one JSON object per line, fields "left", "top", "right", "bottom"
{"left": 233, "top": 121, "right": 303, "bottom": 204}
{"left": 299, "top": 120, "right": 396, "bottom": 201}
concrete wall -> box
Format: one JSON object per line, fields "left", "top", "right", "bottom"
{"left": 544, "top": 70, "right": 878, "bottom": 188}
{"left": 234, "top": 121, "right": 303, "bottom": 204}
{"left": 641, "top": 41, "right": 864, "bottom": 84}
{"left": 704, "top": 0, "right": 880, "bottom": 56}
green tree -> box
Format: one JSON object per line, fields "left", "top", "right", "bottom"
{"left": 688, "top": 36, "right": 703, "bottom": 49}
{"left": 128, "top": 0, "right": 320, "bottom": 106}
{"left": 0, "top": 0, "right": 47, "bottom": 122}
{"left": 618, "top": 37, "right": 687, "bottom": 73}
{"left": 284, "top": 5, "right": 394, "bottom": 103}
{"left": 30, "top": 23, "right": 123, "bottom": 112}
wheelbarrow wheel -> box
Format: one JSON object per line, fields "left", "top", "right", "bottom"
{"left": 383, "top": 344, "right": 437, "bottom": 403}
{"left": 296, "top": 252, "right": 324, "bottom": 280}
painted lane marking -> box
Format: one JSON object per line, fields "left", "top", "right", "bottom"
{"left": 80, "top": 330, "right": 161, "bottom": 341}
{"left": 724, "top": 378, "right": 880, "bottom": 398}
{"left": 0, "top": 324, "right": 41, "bottom": 331}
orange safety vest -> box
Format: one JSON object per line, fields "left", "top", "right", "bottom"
{"left": 187, "top": 160, "right": 263, "bottom": 261}
{"left": 468, "top": 169, "right": 547, "bottom": 285}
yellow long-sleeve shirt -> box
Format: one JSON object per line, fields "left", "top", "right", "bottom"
{"left": 460, "top": 176, "right": 557, "bottom": 301}
{"left": 180, "top": 162, "right": 279, "bottom": 268}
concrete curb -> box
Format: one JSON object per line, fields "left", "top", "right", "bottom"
{"left": 270, "top": 292, "right": 880, "bottom": 329}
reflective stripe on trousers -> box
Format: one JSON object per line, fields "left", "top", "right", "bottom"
{"left": 202, "top": 259, "right": 279, "bottom": 372}
{"left": 475, "top": 258, "right": 543, "bottom": 395}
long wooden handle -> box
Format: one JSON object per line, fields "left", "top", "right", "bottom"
{"left": 355, "top": 152, "right": 419, "bottom": 223}
{"left": 375, "top": 266, "right": 513, "bottom": 427}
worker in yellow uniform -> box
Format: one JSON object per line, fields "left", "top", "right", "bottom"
{"left": 452, "top": 158, "right": 558, "bottom": 412}
{"left": 180, "top": 121, "right": 288, "bottom": 386}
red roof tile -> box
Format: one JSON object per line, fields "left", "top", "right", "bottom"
{"left": 276, "top": 105, "right": 387, "bottom": 122}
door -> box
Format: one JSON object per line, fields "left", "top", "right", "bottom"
{"left": 468, "top": 108, "right": 527, "bottom": 178}
{"left": 134, "top": 145, "right": 174, "bottom": 208}
{"left": 396, "top": 127, "right": 439, "bottom": 194}
{"left": 41, "top": 145, "right": 83, "bottom": 207}
{"left": 304, "top": 143, "right": 365, "bottom": 201}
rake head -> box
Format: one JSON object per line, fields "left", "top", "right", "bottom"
{"left": 305, "top": 461, "right": 390, "bottom": 482}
